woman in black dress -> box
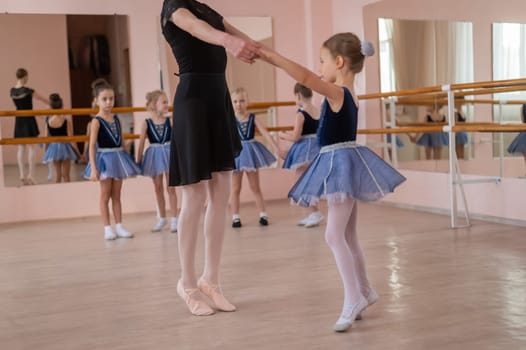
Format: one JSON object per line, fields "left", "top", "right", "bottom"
{"left": 161, "top": 0, "right": 260, "bottom": 316}
{"left": 10, "top": 68, "right": 48, "bottom": 185}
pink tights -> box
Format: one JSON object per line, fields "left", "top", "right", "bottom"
{"left": 325, "top": 197, "right": 372, "bottom": 309}
{"left": 178, "top": 171, "right": 231, "bottom": 289}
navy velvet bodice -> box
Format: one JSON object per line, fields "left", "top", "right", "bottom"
{"left": 236, "top": 114, "right": 255, "bottom": 141}
{"left": 299, "top": 109, "right": 319, "bottom": 135}
{"left": 317, "top": 88, "right": 358, "bottom": 147}
{"left": 146, "top": 118, "right": 171, "bottom": 144}
{"left": 96, "top": 116, "right": 122, "bottom": 148}
{"left": 46, "top": 118, "right": 68, "bottom": 136}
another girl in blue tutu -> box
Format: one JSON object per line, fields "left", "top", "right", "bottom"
{"left": 258, "top": 32, "right": 406, "bottom": 332}
{"left": 507, "top": 104, "right": 526, "bottom": 174}
{"left": 83, "top": 79, "right": 141, "bottom": 240}
{"left": 42, "top": 93, "right": 80, "bottom": 183}
{"left": 454, "top": 96, "right": 468, "bottom": 159}
{"left": 280, "top": 83, "right": 324, "bottom": 228}
{"left": 411, "top": 105, "right": 448, "bottom": 160}
{"left": 136, "top": 90, "right": 179, "bottom": 233}
{"left": 230, "top": 87, "right": 278, "bottom": 228}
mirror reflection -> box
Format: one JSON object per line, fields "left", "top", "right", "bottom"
{"left": 492, "top": 22, "right": 526, "bottom": 165}
{"left": 377, "top": 18, "right": 474, "bottom": 166}
{"left": 0, "top": 13, "right": 131, "bottom": 187}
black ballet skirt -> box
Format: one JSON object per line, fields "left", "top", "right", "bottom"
{"left": 10, "top": 87, "right": 40, "bottom": 138}
{"left": 161, "top": 0, "right": 241, "bottom": 186}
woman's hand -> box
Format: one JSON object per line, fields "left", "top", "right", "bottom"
{"left": 223, "top": 34, "right": 260, "bottom": 64}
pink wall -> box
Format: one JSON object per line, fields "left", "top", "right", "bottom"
{"left": 1, "top": 0, "right": 524, "bottom": 227}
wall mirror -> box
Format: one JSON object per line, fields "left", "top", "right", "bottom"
{"left": 0, "top": 13, "right": 131, "bottom": 187}
{"left": 377, "top": 18, "right": 474, "bottom": 170}
{"left": 492, "top": 22, "right": 526, "bottom": 165}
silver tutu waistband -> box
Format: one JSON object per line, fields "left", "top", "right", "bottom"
{"left": 97, "top": 147, "right": 123, "bottom": 153}
{"left": 301, "top": 134, "right": 317, "bottom": 139}
{"left": 320, "top": 141, "right": 358, "bottom": 153}
{"left": 149, "top": 142, "right": 171, "bottom": 147}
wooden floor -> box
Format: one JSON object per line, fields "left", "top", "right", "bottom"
{"left": 0, "top": 201, "right": 525, "bottom": 350}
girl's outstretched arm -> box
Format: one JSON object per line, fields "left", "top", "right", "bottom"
{"left": 258, "top": 46, "right": 343, "bottom": 105}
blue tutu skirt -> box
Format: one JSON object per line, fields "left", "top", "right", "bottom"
{"left": 235, "top": 140, "right": 277, "bottom": 172}
{"left": 417, "top": 132, "right": 449, "bottom": 147}
{"left": 507, "top": 132, "right": 526, "bottom": 154}
{"left": 83, "top": 147, "right": 141, "bottom": 180}
{"left": 283, "top": 134, "right": 320, "bottom": 169}
{"left": 386, "top": 134, "right": 404, "bottom": 148}
{"left": 42, "top": 143, "right": 78, "bottom": 163}
{"left": 141, "top": 143, "right": 170, "bottom": 177}
{"left": 288, "top": 142, "right": 406, "bottom": 207}
{"left": 456, "top": 132, "right": 468, "bottom": 145}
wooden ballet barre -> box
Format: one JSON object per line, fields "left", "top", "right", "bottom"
{"left": 0, "top": 134, "right": 139, "bottom": 146}
{"left": 360, "top": 78, "right": 526, "bottom": 100}
{"left": 358, "top": 124, "right": 526, "bottom": 135}
{"left": 396, "top": 86, "right": 526, "bottom": 105}
{"left": 0, "top": 101, "right": 296, "bottom": 118}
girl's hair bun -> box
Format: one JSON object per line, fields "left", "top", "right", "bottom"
{"left": 361, "top": 40, "right": 375, "bottom": 57}
{"left": 49, "top": 93, "right": 63, "bottom": 109}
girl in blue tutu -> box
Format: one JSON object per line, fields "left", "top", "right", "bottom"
{"left": 136, "top": 90, "right": 179, "bottom": 233}
{"left": 410, "top": 105, "right": 448, "bottom": 160}
{"left": 42, "top": 93, "right": 80, "bottom": 183}
{"left": 83, "top": 79, "right": 141, "bottom": 240}
{"left": 507, "top": 104, "right": 526, "bottom": 174}
{"left": 454, "top": 97, "right": 469, "bottom": 159}
{"left": 258, "top": 32, "right": 406, "bottom": 332}
{"left": 230, "top": 87, "right": 278, "bottom": 228}
{"left": 280, "top": 83, "right": 324, "bottom": 227}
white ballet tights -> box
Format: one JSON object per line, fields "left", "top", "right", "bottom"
{"left": 17, "top": 145, "right": 35, "bottom": 179}
{"left": 178, "top": 171, "right": 231, "bottom": 289}
{"left": 325, "top": 197, "right": 371, "bottom": 309}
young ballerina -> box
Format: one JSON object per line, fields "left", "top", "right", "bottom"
{"left": 258, "top": 33, "right": 406, "bottom": 332}
{"left": 83, "top": 79, "right": 141, "bottom": 240}
{"left": 42, "top": 93, "right": 80, "bottom": 183}
{"left": 10, "top": 68, "right": 49, "bottom": 185}
{"left": 454, "top": 97, "right": 468, "bottom": 160}
{"left": 410, "top": 104, "right": 448, "bottom": 160}
{"left": 507, "top": 104, "right": 526, "bottom": 175}
{"left": 230, "top": 87, "right": 278, "bottom": 228}
{"left": 280, "top": 83, "right": 323, "bottom": 227}
{"left": 136, "top": 90, "right": 179, "bottom": 233}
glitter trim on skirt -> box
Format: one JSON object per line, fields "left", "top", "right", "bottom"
{"left": 83, "top": 147, "right": 141, "bottom": 180}
{"left": 141, "top": 142, "right": 170, "bottom": 177}
{"left": 288, "top": 141, "right": 406, "bottom": 207}
{"left": 235, "top": 140, "right": 277, "bottom": 172}
{"left": 42, "top": 143, "right": 78, "bottom": 163}
{"left": 507, "top": 132, "right": 526, "bottom": 154}
{"left": 417, "top": 132, "right": 449, "bottom": 147}
{"left": 283, "top": 134, "right": 320, "bottom": 169}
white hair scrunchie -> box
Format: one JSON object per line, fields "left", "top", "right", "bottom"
{"left": 360, "top": 40, "right": 375, "bottom": 57}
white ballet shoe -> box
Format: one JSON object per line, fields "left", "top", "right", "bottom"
{"left": 355, "top": 289, "right": 379, "bottom": 321}
{"left": 333, "top": 295, "right": 368, "bottom": 332}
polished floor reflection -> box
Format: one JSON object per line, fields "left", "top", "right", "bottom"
{"left": 0, "top": 201, "right": 525, "bottom": 349}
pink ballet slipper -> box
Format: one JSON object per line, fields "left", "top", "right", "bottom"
{"left": 177, "top": 280, "right": 214, "bottom": 316}
{"left": 197, "top": 277, "right": 236, "bottom": 312}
